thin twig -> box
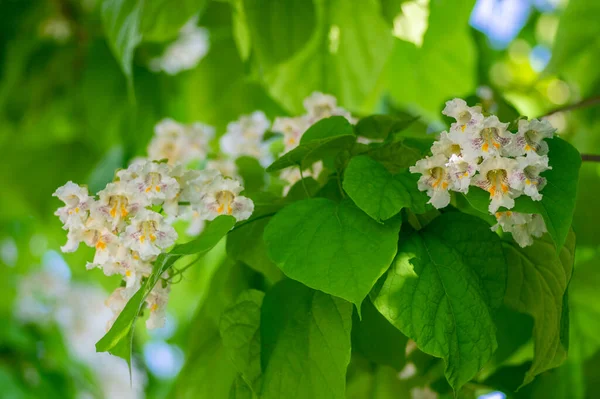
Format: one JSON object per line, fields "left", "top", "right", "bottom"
{"left": 229, "top": 212, "right": 278, "bottom": 232}
{"left": 541, "top": 96, "right": 600, "bottom": 117}
{"left": 582, "top": 154, "right": 600, "bottom": 162}
{"left": 299, "top": 167, "right": 311, "bottom": 198}
{"left": 167, "top": 255, "right": 202, "bottom": 282}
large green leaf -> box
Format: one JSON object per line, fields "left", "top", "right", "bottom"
{"left": 220, "top": 290, "right": 264, "bottom": 394}
{"left": 354, "top": 115, "right": 419, "bottom": 140}
{"left": 101, "top": 0, "right": 144, "bottom": 82}
{"left": 365, "top": 140, "right": 428, "bottom": 174}
{"left": 241, "top": 0, "right": 316, "bottom": 66}
{"left": 501, "top": 230, "right": 575, "bottom": 387}
{"left": 343, "top": 155, "right": 430, "bottom": 222}
{"left": 371, "top": 212, "right": 507, "bottom": 391}
{"left": 95, "top": 216, "right": 236, "bottom": 365}
{"left": 260, "top": 279, "right": 352, "bottom": 399}
{"left": 385, "top": 0, "right": 477, "bottom": 118}
{"left": 257, "top": 0, "right": 394, "bottom": 112}
{"left": 264, "top": 198, "right": 401, "bottom": 307}
{"left": 300, "top": 116, "right": 354, "bottom": 143}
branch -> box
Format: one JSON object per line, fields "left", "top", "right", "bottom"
{"left": 541, "top": 96, "right": 600, "bottom": 117}
{"left": 582, "top": 154, "right": 600, "bottom": 162}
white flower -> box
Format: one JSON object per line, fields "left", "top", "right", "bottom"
{"left": 492, "top": 211, "right": 547, "bottom": 247}
{"left": 410, "top": 386, "right": 438, "bottom": 399}
{"left": 179, "top": 168, "right": 220, "bottom": 203}
{"left": 59, "top": 213, "right": 106, "bottom": 253}
{"left": 105, "top": 287, "right": 130, "bottom": 329}
{"left": 410, "top": 154, "right": 452, "bottom": 209}
{"left": 202, "top": 176, "right": 254, "bottom": 221}
{"left": 509, "top": 155, "right": 550, "bottom": 201}
{"left": 145, "top": 281, "right": 170, "bottom": 329}
{"left": 133, "top": 161, "right": 180, "bottom": 204}
{"left": 183, "top": 206, "right": 207, "bottom": 236}
{"left": 96, "top": 182, "right": 148, "bottom": 231}
{"left": 149, "top": 19, "right": 209, "bottom": 75}
{"left": 273, "top": 116, "right": 311, "bottom": 152}
{"left": 116, "top": 160, "right": 145, "bottom": 183}
{"left": 442, "top": 98, "right": 484, "bottom": 136}
{"left": 303, "top": 92, "right": 355, "bottom": 123}
{"left": 185, "top": 122, "right": 215, "bottom": 162}
{"left": 431, "top": 131, "right": 464, "bottom": 159}
{"left": 123, "top": 209, "right": 178, "bottom": 260}
{"left": 220, "top": 111, "right": 272, "bottom": 166}
{"left": 205, "top": 158, "right": 239, "bottom": 180}
{"left": 280, "top": 161, "right": 323, "bottom": 195}
{"left": 462, "top": 115, "right": 512, "bottom": 159}
{"left": 446, "top": 154, "right": 477, "bottom": 193}
{"left": 53, "top": 182, "right": 93, "bottom": 230}
{"left": 508, "top": 118, "right": 555, "bottom": 157}
{"left": 148, "top": 119, "right": 214, "bottom": 165}
{"left": 471, "top": 156, "right": 519, "bottom": 213}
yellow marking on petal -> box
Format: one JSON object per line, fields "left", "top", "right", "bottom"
{"left": 489, "top": 186, "right": 496, "bottom": 197}
{"left": 501, "top": 184, "right": 508, "bottom": 193}
{"left": 145, "top": 187, "right": 152, "bottom": 193}
{"left": 442, "top": 182, "right": 449, "bottom": 189}
{"left": 151, "top": 304, "right": 158, "bottom": 312}
{"left": 495, "top": 212, "right": 502, "bottom": 218}
{"left": 125, "top": 270, "right": 132, "bottom": 277}
{"left": 120, "top": 205, "right": 128, "bottom": 218}
{"left": 139, "top": 235, "right": 146, "bottom": 243}
{"left": 493, "top": 142, "right": 500, "bottom": 149}
{"left": 461, "top": 124, "right": 466, "bottom": 132}
{"left": 75, "top": 207, "right": 80, "bottom": 213}
{"left": 506, "top": 211, "right": 512, "bottom": 216}
{"left": 133, "top": 253, "right": 139, "bottom": 260}
{"left": 155, "top": 185, "right": 161, "bottom": 192}
{"left": 110, "top": 206, "right": 117, "bottom": 218}
{"left": 96, "top": 240, "right": 106, "bottom": 250}
{"left": 525, "top": 179, "right": 531, "bottom": 185}
{"left": 463, "top": 172, "right": 469, "bottom": 177}
{"left": 525, "top": 144, "right": 532, "bottom": 151}
{"left": 150, "top": 234, "right": 156, "bottom": 242}
{"left": 217, "top": 205, "right": 224, "bottom": 214}
{"left": 482, "top": 143, "right": 489, "bottom": 152}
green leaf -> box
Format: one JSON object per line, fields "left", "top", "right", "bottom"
{"left": 264, "top": 198, "right": 401, "bottom": 307}
{"left": 385, "top": 0, "right": 477, "bottom": 118}
{"left": 501, "top": 230, "right": 575, "bottom": 387}
{"left": 352, "top": 298, "right": 408, "bottom": 371}
{"left": 548, "top": 0, "right": 600, "bottom": 96}
{"left": 240, "top": 0, "right": 316, "bottom": 66}
{"left": 220, "top": 290, "right": 264, "bottom": 393}
{"left": 343, "top": 155, "right": 430, "bottom": 222}
{"left": 371, "top": 212, "right": 507, "bottom": 391}
{"left": 260, "top": 280, "right": 352, "bottom": 399}
{"left": 300, "top": 116, "right": 355, "bottom": 143}
{"left": 141, "top": 0, "right": 208, "bottom": 42}
{"left": 101, "top": 0, "right": 144, "bottom": 83}
{"left": 95, "top": 216, "right": 236, "bottom": 364}
{"left": 229, "top": 376, "right": 256, "bottom": 399}
{"left": 365, "top": 140, "right": 427, "bottom": 174}
{"left": 355, "top": 115, "right": 419, "bottom": 140}
{"left": 235, "top": 156, "right": 266, "bottom": 193}
{"left": 259, "top": 0, "right": 394, "bottom": 113}
{"left": 226, "top": 217, "right": 283, "bottom": 283}
{"left": 265, "top": 134, "right": 356, "bottom": 172}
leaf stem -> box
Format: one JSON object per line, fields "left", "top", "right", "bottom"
{"left": 299, "top": 167, "right": 311, "bottom": 198}
{"left": 167, "top": 255, "right": 202, "bottom": 283}
{"left": 229, "top": 212, "right": 277, "bottom": 232}
{"left": 582, "top": 154, "right": 600, "bottom": 162}
{"left": 541, "top": 95, "right": 600, "bottom": 117}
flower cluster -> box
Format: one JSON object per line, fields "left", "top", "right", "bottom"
{"left": 410, "top": 98, "right": 555, "bottom": 247}
{"left": 220, "top": 110, "right": 272, "bottom": 167}
{"left": 54, "top": 160, "right": 253, "bottom": 329}
{"left": 148, "top": 118, "right": 215, "bottom": 166}
{"left": 149, "top": 17, "right": 209, "bottom": 75}
{"left": 272, "top": 92, "right": 355, "bottom": 191}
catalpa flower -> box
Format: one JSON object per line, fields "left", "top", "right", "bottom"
{"left": 280, "top": 161, "right": 324, "bottom": 195}
{"left": 446, "top": 154, "right": 477, "bottom": 193}
{"left": 202, "top": 176, "right": 254, "bottom": 221}
{"left": 220, "top": 111, "right": 272, "bottom": 166}
{"left": 303, "top": 92, "right": 354, "bottom": 123}
{"left": 462, "top": 115, "right": 512, "bottom": 159}
{"left": 508, "top": 118, "right": 555, "bottom": 157}
{"left": 410, "top": 154, "right": 452, "bottom": 209}
{"left": 273, "top": 116, "right": 310, "bottom": 152}
{"left": 145, "top": 281, "right": 170, "bottom": 329}
{"left": 96, "top": 182, "right": 147, "bottom": 231}
{"left": 471, "top": 156, "right": 519, "bottom": 213}
{"left": 148, "top": 118, "right": 188, "bottom": 163}
{"left": 509, "top": 155, "right": 550, "bottom": 201}
{"left": 134, "top": 161, "right": 180, "bottom": 204}
{"left": 123, "top": 209, "right": 178, "bottom": 260}
{"left": 493, "top": 211, "right": 547, "bottom": 248}
{"left": 443, "top": 98, "right": 484, "bottom": 135}
{"left": 431, "top": 131, "right": 464, "bottom": 159}
{"left": 53, "top": 182, "right": 93, "bottom": 230}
